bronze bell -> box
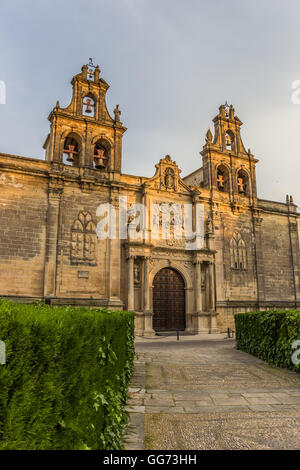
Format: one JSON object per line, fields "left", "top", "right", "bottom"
{"left": 83, "top": 98, "right": 93, "bottom": 114}
{"left": 217, "top": 172, "right": 224, "bottom": 188}
{"left": 226, "top": 134, "right": 231, "bottom": 146}
{"left": 237, "top": 177, "right": 245, "bottom": 193}
{"left": 64, "top": 144, "right": 76, "bottom": 162}
{"left": 94, "top": 148, "right": 107, "bottom": 169}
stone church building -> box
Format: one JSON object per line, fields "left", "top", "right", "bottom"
{"left": 0, "top": 63, "right": 299, "bottom": 335}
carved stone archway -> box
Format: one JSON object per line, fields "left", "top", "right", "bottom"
{"left": 148, "top": 259, "right": 194, "bottom": 333}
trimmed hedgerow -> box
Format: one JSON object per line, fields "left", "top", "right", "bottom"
{"left": 235, "top": 309, "right": 300, "bottom": 372}
{"left": 0, "top": 299, "right": 134, "bottom": 450}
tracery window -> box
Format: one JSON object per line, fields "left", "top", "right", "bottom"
{"left": 71, "top": 211, "right": 97, "bottom": 265}
{"left": 230, "top": 232, "right": 247, "bottom": 270}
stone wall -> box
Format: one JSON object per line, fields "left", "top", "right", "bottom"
{"left": 0, "top": 153, "right": 299, "bottom": 334}
{"left": 0, "top": 164, "right": 48, "bottom": 297}
{"left": 260, "top": 211, "right": 295, "bottom": 303}
{"left": 55, "top": 184, "right": 109, "bottom": 300}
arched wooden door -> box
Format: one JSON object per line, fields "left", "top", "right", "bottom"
{"left": 153, "top": 268, "right": 185, "bottom": 331}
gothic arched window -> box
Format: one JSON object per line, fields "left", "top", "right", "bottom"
{"left": 237, "top": 169, "right": 250, "bottom": 196}
{"left": 71, "top": 211, "right": 97, "bottom": 265}
{"left": 93, "top": 139, "right": 110, "bottom": 170}
{"left": 216, "top": 164, "right": 229, "bottom": 192}
{"left": 230, "top": 232, "right": 247, "bottom": 270}
{"left": 63, "top": 134, "right": 81, "bottom": 166}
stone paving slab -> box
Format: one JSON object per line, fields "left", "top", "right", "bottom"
{"left": 124, "top": 361, "right": 146, "bottom": 450}
{"left": 125, "top": 412, "right": 145, "bottom": 451}
{"left": 125, "top": 334, "right": 300, "bottom": 450}
{"left": 145, "top": 411, "right": 300, "bottom": 450}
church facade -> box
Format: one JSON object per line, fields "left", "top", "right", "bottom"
{"left": 0, "top": 63, "right": 299, "bottom": 335}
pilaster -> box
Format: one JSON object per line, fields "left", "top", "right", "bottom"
{"left": 43, "top": 179, "right": 63, "bottom": 298}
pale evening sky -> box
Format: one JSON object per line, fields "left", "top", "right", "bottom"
{"left": 0, "top": 0, "right": 300, "bottom": 204}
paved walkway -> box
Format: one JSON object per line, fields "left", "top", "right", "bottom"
{"left": 125, "top": 333, "right": 300, "bottom": 450}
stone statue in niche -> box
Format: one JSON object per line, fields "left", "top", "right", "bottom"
{"left": 165, "top": 168, "right": 175, "bottom": 190}
{"left": 206, "top": 215, "right": 213, "bottom": 234}
{"left": 134, "top": 260, "right": 141, "bottom": 285}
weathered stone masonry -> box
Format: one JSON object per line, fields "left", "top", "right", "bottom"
{"left": 0, "top": 63, "right": 299, "bottom": 334}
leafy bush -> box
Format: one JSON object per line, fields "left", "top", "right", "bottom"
{"left": 235, "top": 309, "right": 300, "bottom": 372}
{"left": 0, "top": 299, "right": 134, "bottom": 450}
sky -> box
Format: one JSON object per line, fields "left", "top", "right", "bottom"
{"left": 0, "top": 0, "right": 300, "bottom": 204}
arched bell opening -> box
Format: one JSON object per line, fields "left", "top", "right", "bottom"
{"left": 62, "top": 134, "right": 81, "bottom": 166}
{"left": 82, "top": 94, "right": 95, "bottom": 117}
{"left": 225, "top": 130, "right": 235, "bottom": 151}
{"left": 237, "top": 169, "right": 250, "bottom": 196}
{"left": 216, "top": 164, "right": 230, "bottom": 193}
{"left": 93, "top": 138, "right": 111, "bottom": 170}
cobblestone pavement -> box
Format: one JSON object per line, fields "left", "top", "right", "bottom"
{"left": 124, "top": 334, "right": 300, "bottom": 450}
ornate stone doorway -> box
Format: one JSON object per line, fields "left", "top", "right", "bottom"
{"left": 153, "top": 267, "right": 185, "bottom": 331}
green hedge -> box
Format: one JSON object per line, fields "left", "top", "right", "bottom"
{"left": 0, "top": 299, "right": 134, "bottom": 450}
{"left": 235, "top": 310, "right": 300, "bottom": 372}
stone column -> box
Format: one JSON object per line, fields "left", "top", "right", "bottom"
{"left": 127, "top": 256, "right": 134, "bottom": 311}
{"left": 208, "top": 261, "right": 219, "bottom": 332}
{"left": 114, "top": 130, "right": 123, "bottom": 174}
{"left": 192, "top": 260, "right": 209, "bottom": 334}
{"left": 44, "top": 186, "right": 62, "bottom": 298}
{"left": 143, "top": 257, "right": 155, "bottom": 336}
{"left": 252, "top": 212, "right": 265, "bottom": 308}
{"left": 142, "top": 189, "right": 150, "bottom": 243}
{"left": 107, "top": 190, "right": 122, "bottom": 309}
{"left": 209, "top": 261, "right": 215, "bottom": 311}
{"left": 144, "top": 257, "right": 150, "bottom": 312}
{"left": 195, "top": 261, "right": 202, "bottom": 313}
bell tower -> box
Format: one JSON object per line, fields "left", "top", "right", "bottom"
{"left": 43, "top": 60, "right": 126, "bottom": 175}
{"left": 201, "top": 103, "right": 258, "bottom": 204}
